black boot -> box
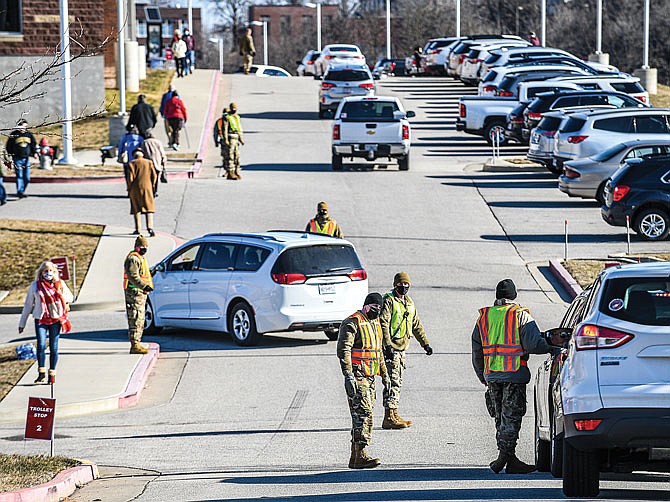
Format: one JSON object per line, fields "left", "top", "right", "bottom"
{"left": 505, "top": 454, "right": 536, "bottom": 474}
{"left": 34, "top": 369, "right": 46, "bottom": 384}
{"left": 489, "top": 451, "right": 509, "bottom": 474}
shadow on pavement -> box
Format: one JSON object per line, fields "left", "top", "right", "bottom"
{"left": 442, "top": 180, "right": 557, "bottom": 189}
{"left": 429, "top": 173, "right": 555, "bottom": 181}
{"left": 27, "top": 193, "right": 128, "bottom": 199}
{"left": 241, "top": 111, "right": 318, "bottom": 121}
{"left": 481, "top": 234, "right": 625, "bottom": 244}
{"left": 93, "top": 427, "right": 350, "bottom": 441}
{"left": 488, "top": 200, "right": 601, "bottom": 209}
{"left": 243, "top": 163, "right": 331, "bottom": 172}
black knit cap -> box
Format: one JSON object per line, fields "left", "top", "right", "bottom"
{"left": 496, "top": 279, "right": 517, "bottom": 300}
{"left": 364, "top": 292, "right": 384, "bottom": 307}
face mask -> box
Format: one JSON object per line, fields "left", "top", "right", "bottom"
{"left": 230, "top": 110, "right": 237, "bottom": 115}
{"left": 42, "top": 271, "right": 54, "bottom": 281}
{"left": 366, "top": 305, "right": 381, "bottom": 320}
{"left": 138, "top": 247, "right": 148, "bottom": 256}
{"left": 318, "top": 210, "right": 328, "bottom": 217}
{"left": 395, "top": 285, "right": 410, "bottom": 296}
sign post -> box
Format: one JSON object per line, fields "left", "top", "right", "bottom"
{"left": 25, "top": 397, "right": 57, "bottom": 455}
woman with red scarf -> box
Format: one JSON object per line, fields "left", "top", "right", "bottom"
{"left": 19, "top": 261, "right": 73, "bottom": 384}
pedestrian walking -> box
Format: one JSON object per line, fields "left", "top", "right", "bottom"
{"left": 337, "top": 292, "right": 390, "bottom": 469}
{"left": 471, "top": 279, "right": 558, "bottom": 474}
{"left": 159, "top": 84, "right": 174, "bottom": 139}
{"left": 380, "top": 271, "right": 432, "bottom": 429}
{"left": 18, "top": 261, "right": 73, "bottom": 384}
{"left": 221, "top": 102, "right": 244, "bottom": 179}
{"left": 172, "top": 31, "right": 187, "bottom": 78}
{"left": 140, "top": 130, "right": 168, "bottom": 196}
{"left": 183, "top": 28, "right": 196, "bottom": 74}
{"left": 413, "top": 46, "right": 423, "bottom": 72}
{"left": 127, "top": 94, "right": 157, "bottom": 138}
{"left": 123, "top": 235, "right": 153, "bottom": 354}
{"left": 0, "top": 140, "right": 10, "bottom": 205}
{"left": 127, "top": 149, "right": 157, "bottom": 237}
{"left": 213, "top": 106, "right": 230, "bottom": 177}
{"left": 164, "top": 90, "right": 187, "bottom": 150}
{"left": 306, "top": 201, "right": 343, "bottom": 237}
{"left": 5, "top": 119, "right": 37, "bottom": 198}
{"left": 239, "top": 27, "right": 256, "bottom": 75}
{"left": 529, "top": 31, "right": 541, "bottom": 46}
{"left": 118, "top": 126, "right": 144, "bottom": 179}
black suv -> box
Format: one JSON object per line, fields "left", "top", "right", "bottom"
{"left": 602, "top": 155, "right": 670, "bottom": 241}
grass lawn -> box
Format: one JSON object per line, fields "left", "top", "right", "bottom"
{"left": 33, "top": 69, "right": 174, "bottom": 152}
{"left": 0, "top": 454, "right": 80, "bottom": 492}
{"left": 21, "top": 164, "right": 124, "bottom": 177}
{"left": 563, "top": 253, "right": 670, "bottom": 289}
{"left": 652, "top": 83, "right": 670, "bottom": 108}
{"left": 0, "top": 220, "right": 104, "bottom": 306}
{"left": 0, "top": 344, "right": 33, "bottom": 402}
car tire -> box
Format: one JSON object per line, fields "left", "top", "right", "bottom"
{"left": 228, "top": 302, "right": 260, "bottom": 346}
{"left": 484, "top": 120, "right": 508, "bottom": 146}
{"left": 332, "top": 153, "right": 343, "bottom": 171}
{"left": 562, "top": 441, "right": 599, "bottom": 498}
{"left": 398, "top": 155, "right": 410, "bottom": 171}
{"left": 534, "top": 400, "right": 551, "bottom": 472}
{"left": 634, "top": 207, "right": 670, "bottom": 241}
{"left": 595, "top": 182, "right": 607, "bottom": 205}
{"left": 143, "top": 299, "right": 162, "bottom": 335}
{"left": 550, "top": 413, "right": 564, "bottom": 478}
{"left": 546, "top": 161, "right": 563, "bottom": 175}
{"left": 324, "top": 328, "right": 339, "bottom": 341}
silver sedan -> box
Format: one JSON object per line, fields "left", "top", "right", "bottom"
{"left": 559, "top": 139, "right": 670, "bottom": 203}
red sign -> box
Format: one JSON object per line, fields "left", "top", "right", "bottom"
{"left": 165, "top": 48, "right": 173, "bottom": 60}
{"left": 51, "top": 256, "right": 70, "bottom": 281}
{"left": 25, "top": 397, "right": 56, "bottom": 440}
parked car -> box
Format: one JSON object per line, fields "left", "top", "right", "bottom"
{"left": 480, "top": 46, "right": 579, "bottom": 79}
{"left": 496, "top": 73, "right": 581, "bottom": 98}
{"left": 534, "top": 261, "right": 670, "bottom": 497}
{"left": 145, "top": 232, "right": 369, "bottom": 346}
{"left": 447, "top": 35, "right": 525, "bottom": 77}
{"left": 251, "top": 65, "right": 291, "bottom": 77}
{"left": 528, "top": 110, "right": 576, "bottom": 171}
{"left": 459, "top": 41, "right": 531, "bottom": 85}
{"left": 372, "top": 58, "right": 409, "bottom": 78}
{"left": 553, "top": 108, "right": 670, "bottom": 171}
{"left": 421, "top": 36, "right": 462, "bottom": 75}
{"left": 456, "top": 95, "right": 518, "bottom": 145}
{"left": 296, "top": 50, "right": 321, "bottom": 77}
{"left": 549, "top": 75, "right": 650, "bottom": 104}
{"left": 331, "top": 96, "right": 414, "bottom": 171}
{"left": 602, "top": 155, "right": 670, "bottom": 240}
{"left": 560, "top": 140, "right": 670, "bottom": 202}
{"left": 318, "top": 64, "right": 375, "bottom": 118}
{"left": 479, "top": 65, "right": 589, "bottom": 96}
{"left": 314, "top": 44, "right": 365, "bottom": 77}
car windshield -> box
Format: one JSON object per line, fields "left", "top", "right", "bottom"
{"left": 600, "top": 277, "right": 670, "bottom": 326}
{"left": 325, "top": 70, "right": 370, "bottom": 82}
{"left": 340, "top": 101, "right": 400, "bottom": 121}
{"left": 272, "top": 245, "right": 362, "bottom": 277}
{"left": 591, "top": 143, "right": 628, "bottom": 162}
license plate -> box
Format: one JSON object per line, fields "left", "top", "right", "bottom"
{"left": 319, "top": 284, "right": 336, "bottom": 295}
{"left": 365, "top": 144, "right": 378, "bottom": 152}
{"left": 342, "top": 88, "right": 352, "bottom": 94}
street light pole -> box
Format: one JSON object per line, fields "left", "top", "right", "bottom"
{"left": 58, "top": 0, "right": 76, "bottom": 164}
{"left": 250, "top": 20, "right": 268, "bottom": 65}
{"left": 642, "top": 0, "right": 650, "bottom": 68}
{"left": 455, "top": 0, "right": 460, "bottom": 38}
{"left": 385, "top": 0, "right": 390, "bottom": 59}
{"left": 187, "top": 0, "right": 192, "bottom": 34}
{"left": 595, "top": 0, "right": 602, "bottom": 53}
{"left": 540, "top": 0, "right": 546, "bottom": 46}
{"left": 305, "top": 2, "right": 322, "bottom": 52}
{"left": 516, "top": 6, "right": 523, "bottom": 36}
{"left": 117, "top": 0, "right": 126, "bottom": 115}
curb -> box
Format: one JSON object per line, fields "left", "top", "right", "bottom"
{"left": 4, "top": 170, "right": 194, "bottom": 185}
{"left": 549, "top": 258, "right": 583, "bottom": 300}
{"left": 0, "top": 461, "right": 98, "bottom": 502}
{"left": 119, "top": 342, "right": 160, "bottom": 408}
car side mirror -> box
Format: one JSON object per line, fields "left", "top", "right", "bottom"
{"left": 152, "top": 262, "right": 165, "bottom": 275}
{"left": 406, "top": 110, "right": 416, "bottom": 118}
{"left": 545, "top": 327, "right": 572, "bottom": 348}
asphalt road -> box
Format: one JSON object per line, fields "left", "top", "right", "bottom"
{"left": 1, "top": 74, "right": 669, "bottom": 501}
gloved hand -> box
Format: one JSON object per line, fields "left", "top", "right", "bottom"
{"left": 384, "top": 345, "right": 394, "bottom": 361}
{"left": 344, "top": 373, "right": 357, "bottom": 398}
{"left": 143, "top": 285, "right": 153, "bottom": 293}
{"left": 424, "top": 344, "right": 433, "bottom": 356}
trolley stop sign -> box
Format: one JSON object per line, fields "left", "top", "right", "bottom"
{"left": 25, "top": 397, "right": 56, "bottom": 440}
{"left": 51, "top": 256, "right": 70, "bottom": 281}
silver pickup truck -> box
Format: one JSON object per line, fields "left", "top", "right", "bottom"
{"left": 331, "top": 96, "right": 415, "bottom": 171}
{"left": 455, "top": 96, "right": 517, "bottom": 145}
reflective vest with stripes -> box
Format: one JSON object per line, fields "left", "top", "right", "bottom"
{"left": 123, "top": 251, "right": 154, "bottom": 291}
{"left": 309, "top": 218, "right": 337, "bottom": 236}
{"left": 226, "top": 113, "right": 242, "bottom": 135}
{"left": 350, "top": 311, "right": 383, "bottom": 377}
{"left": 383, "top": 292, "right": 416, "bottom": 340}
{"left": 477, "top": 304, "right": 527, "bottom": 374}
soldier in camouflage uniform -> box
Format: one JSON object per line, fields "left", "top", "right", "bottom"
{"left": 471, "top": 279, "right": 559, "bottom": 474}
{"left": 337, "top": 292, "right": 390, "bottom": 469}
{"left": 123, "top": 235, "right": 154, "bottom": 354}
{"left": 380, "top": 271, "right": 433, "bottom": 429}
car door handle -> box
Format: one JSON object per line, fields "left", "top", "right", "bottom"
{"left": 180, "top": 280, "right": 190, "bottom": 284}
{"left": 190, "top": 279, "right": 199, "bottom": 284}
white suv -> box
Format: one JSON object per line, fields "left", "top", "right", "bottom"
{"left": 314, "top": 44, "right": 365, "bottom": 77}
{"left": 534, "top": 262, "right": 670, "bottom": 497}
{"left": 145, "top": 232, "right": 369, "bottom": 346}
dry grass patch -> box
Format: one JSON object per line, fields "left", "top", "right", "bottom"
{"left": 0, "top": 454, "right": 80, "bottom": 492}
{"left": 652, "top": 84, "right": 670, "bottom": 108}
{"left": 25, "top": 164, "right": 124, "bottom": 177}
{"left": 563, "top": 254, "right": 670, "bottom": 289}
{"left": 0, "top": 345, "right": 33, "bottom": 402}
{"left": 0, "top": 220, "right": 103, "bottom": 305}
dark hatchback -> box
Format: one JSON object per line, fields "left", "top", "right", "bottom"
{"left": 602, "top": 155, "right": 670, "bottom": 241}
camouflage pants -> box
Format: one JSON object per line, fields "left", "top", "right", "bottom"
{"left": 347, "top": 375, "right": 376, "bottom": 446}
{"left": 124, "top": 288, "right": 146, "bottom": 343}
{"left": 227, "top": 136, "right": 240, "bottom": 173}
{"left": 219, "top": 143, "right": 230, "bottom": 175}
{"left": 487, "top": 381, "right": 527, "bottom": 455}
{"left": 383, "top": 349, "right": 405, "bottom": 409}
{"left": 243, "top": 55, "right": 253, "bottom": 74}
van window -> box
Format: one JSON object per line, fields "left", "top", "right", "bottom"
{"left": 634, "top": 116, "right": 670, "bottom": 134}
{"left": 168, "top": 245, "right": 201, "bottom": 272}
{"left": 593, "top": 116, "right": 633, "bottom": 133}
{"left": 199, "top": 242, "right": 236, "bottom": 271}
{"left": 600, "top": 278, "right": 670, "bottom": 326}
{"left": 235, "top": 245, "right": 271, "bottom": 272}
{"left": 272, "top": 245, "right": 362, "bottom": 277}
{"left": 561, "top": 117, "right": 587, "bottom": 133}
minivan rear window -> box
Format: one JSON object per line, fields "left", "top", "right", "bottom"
{"left": 600, "top": 277, "right": 670, "bottom": 326}
{"left": 561, "top": 117, "right": 587, "bottom": 133}
{"left": 272, "top": 245, "right": 362, "bottom": 277}
{"left": 325, "top": 70, "right": 370, "bottom": 82}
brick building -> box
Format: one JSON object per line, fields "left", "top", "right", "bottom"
{"left": 0, "top": 0, "right": 106, "bottom": 130}
{"left": 134, "top": 5, "right": 202, "bottom": 63}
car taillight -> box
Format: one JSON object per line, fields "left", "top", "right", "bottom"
{"left": 612, "top": 184, "right": 630, "bottom": 202}
{"left": 402, "top": 124, "right": 409, "bottom": 140}
{"left": 574, "top": 419, "right": 602, "bottom": 431}
{"left": 348, "top": 269, "right": 367, "bottom": 281}
{"left": 638, "top": 95, "right": 647, "bottom": 103}
{"left": 307, "top": 60, "right": 314, "bottom": 65}
{"left": 354, "top": 55, "right": 364, "bottom": 59}
{"left": 272, "top": 273, "right": 307, "bottom": 285}
{"left": 390, "top": 63, "right": 395, "bottom": 71}
{"left": 325, "top": 55, "right": 335, "bottom": 59}
{"left": 458, "top": 54, "right": 466, "bottom": 64}
{"left": 527, "top": 112, "right": 542, "bottom": 120}
{"left": 564, "top": 168, "right": 580, "bottom": 179}
{"left": 540, "top": 130, "right": 556, "bottom": 137}
{"left": 321, "top": 82, "right": 335, "bottom": 89}
{"left": 359, "top": 82, "right": 374, "bottom": 89}
{"left": 333, "top": 124, "right": 340, "bottom": 140}
{"left": 483, "top": 85, "right": 497, "bottom": 93}
{"left": 459, "top": 103, "right": 466, "bottom": 118}
{"left": 567, "top": 135, "right": 589, "bottom": 144}
{"left": 574, "top": 324, "right": 634, "bottom": 351}
{"left": 510, "top": 117, "right": 523, "bottom": 124}
{"left": 497, "top": 91, "right": 513, "bottom": 97}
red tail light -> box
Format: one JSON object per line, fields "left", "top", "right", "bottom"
{"left": 307, "top": 60, "right": 314, "bottom": 65}
{"left": 272, "top": 273, "right": 307, "bottom": 285}
{"left": 638, "top": 95, "right": 647, "bottom": 103}
{"left": 497, "top": 91, "right": 513, "bottom": 97}
{"left": 527, "top": 112, "right": 542, "bottom": 120}
{"left": 483, "top": 85, "right": 497, "bottom": 93}
{"left": 564, "top": 168, "right": 581, "bottom": 179}
{"left": 510, "top": 117, "right": 523, "bottom": 124}
{"left": 354, "top": 55, "right": 364, "bottom": 59}
{"left": 348, "top": 269, "right": 367, "bottom": 281}
{"left": 567, "top": 135, "right": 589, "bottom": 144}
{"left": 612, "top": 184, "right": 630, "bottom": 202}
{"left": 458, "top": 54, "right": 467, "bottom": 64}
{"left": 359, "top": 82, "right": 374, "bottom": 89}
{"left": 325, "top": 55, "right": 335, "bottom": 59}
{"left": 574, "top": 324, "right": 634, "bottom": 351}
{"left": 459, "top": 103, "right": 466, "bottom": 118}
{"left": 402, "top": 124, "right": 409, "bottom": 140}
{"left": 333, "top": 124, "right": 340, "bottom": 140}
{"left": 390, "top": 63, "right": 396, "bottom": 72}
{"left": 321, "top": 82, "right": 335, "bottom": 89}
{"left": 574, "top": 419, "right": 602, "bottom": 431}
{"left": 540, "top": 130, "right": 556, "bottom": 137}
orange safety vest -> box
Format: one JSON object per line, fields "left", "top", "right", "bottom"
{"left": 477, "top": 304, "right": 527, "bottom": 374}
{"left": 350, "top": 311, "right": 383, "bottom": 377}
{"left": 309, "top": 218, "right": 337, "bottom": 236}
{"left": 123, "top": 251, "right": 154, "bottom": 291}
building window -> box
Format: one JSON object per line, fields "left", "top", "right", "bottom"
{"left": 260, "top": 15, "right": 270, "bottom": 37}
{"left": 137, "top": 19, "right": 147, "bottom": 38}
{"left": 162, "top": 19, "right": 173, "bottom": 37}
{"left": 280, "top": 15, "right": 291, "bottom": 36}
{"left": 0, "top": 0, "right": 21, "bottom": 33}
{"left": 302, "top": 14, "right": 313, "bottom": 34}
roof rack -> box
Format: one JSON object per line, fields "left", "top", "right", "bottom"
{"left": 267, "top": 230, "right": 341, "bottom": 239}
{"left": 202, "top": 232, "right": 279, "bottom": 241}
